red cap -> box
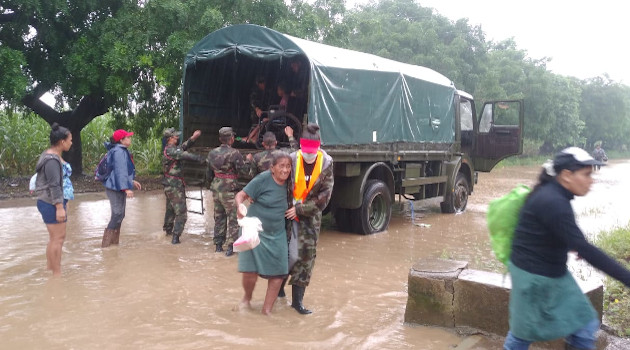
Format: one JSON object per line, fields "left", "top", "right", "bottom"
{"left": 112, "top": 129, "right": 134, "bottom": 142}
{"left": 300, "top": 138, "right": 320, "bottom": 154}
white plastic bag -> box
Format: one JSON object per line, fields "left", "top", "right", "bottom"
{"left": 234, "top": 217, "right": 262, "bottom": 252}
{"left": 29, "top": 173, "right": 37, "bottom": 193}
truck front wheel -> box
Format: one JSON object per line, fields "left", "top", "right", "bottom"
{"left": 440, "top": 173, "right": 469, "bottom": 214}
{"left": 352, "top": 180, "right": 392, "bottom": 235}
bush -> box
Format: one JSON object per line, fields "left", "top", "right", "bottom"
{"left": 0, "top": 111, "right": 50, "bottom": 176}
{"left": 0, "top": 111, "right": 166, "bottom": 177}
{"left": 595, "top": 224, "right": 630, "bottom": 336}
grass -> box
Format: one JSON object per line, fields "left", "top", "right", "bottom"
{"left": 0, "top": 111, "right": 163, "bottom": 177}
{"left": 595, "top": 223, "right": 630, "bottom": 336}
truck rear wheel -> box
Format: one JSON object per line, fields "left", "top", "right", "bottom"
{"left": 440, "top": 172, "right": 469, "bottom": 214}
{"left": 352, "top": 180, "right": 392, "bottom": 235}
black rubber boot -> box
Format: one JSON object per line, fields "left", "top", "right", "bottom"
{"left": 171, "top": 234, "right": 180, "bottom": 244}
{"left": 215, "top": 244, "right": 223, "bottom": 252}
{"left": 291, "top": 285, "right": 312, "bottom": 315}
{"left": 278, "top": 278, "right": 287, "bottom": 298}
{"left": 225, "top": 244, "right": 234, "bottom": 257}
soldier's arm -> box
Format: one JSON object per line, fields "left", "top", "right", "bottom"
{"left": 295, "top": 163, "right": 334, "bottom": 216}
{"left": 167, "top": 146, "right": 202, "bottom": 162}
{"left": 180, "top": 137, "right": 194, "bottom": 151}
{"left": 205, "top": 153, "right": 214, "bottom": 187}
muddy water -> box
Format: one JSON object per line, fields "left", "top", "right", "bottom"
{"left": 1, "top": 161, "right": 628, "bottom": 349}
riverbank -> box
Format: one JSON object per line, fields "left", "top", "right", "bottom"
{"left": 0, "top": 174, "right": 165, "bottom": 200}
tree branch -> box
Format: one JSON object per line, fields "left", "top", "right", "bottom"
{"left": 21, "top": 93, "right": 59, "bottom": 124}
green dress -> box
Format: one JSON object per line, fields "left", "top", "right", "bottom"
{"left": 237, "top": 171, "right": 289, "bottom": 277}
{"left": 508, "top": 262, "right": 597, "bottom": 341}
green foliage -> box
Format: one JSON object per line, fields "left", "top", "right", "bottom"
{"left": 595, "top": 224, "right": 630, "bottom": 336}
{"left": 0, "top": 47, "right": 28, "bottom": 102}
{"left": 0, "top": 111, "right": 50, "bottom": 176}
{"left": 0, "top": 111, "right": 162, "bottom": 177}
{"left": 131, "top": 138, "right": 162, "bottom": 175}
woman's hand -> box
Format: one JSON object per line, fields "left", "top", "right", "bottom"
{"left": 56, "top": 207, "right": 66, "bottom": 223}
{"left": 133, "top": 180, "right": 142, "bottom": 190}
{"left": 235, "top": 191, "right": 251, "bottom": 219}
{"left": 285, "top": 206, "right": 297, "bottom": 220}
{"left": 125, "top": 189, "right": 134, "bottom": 198}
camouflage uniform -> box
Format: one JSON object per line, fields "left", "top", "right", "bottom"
{"left": 592, "top": 147, "right": 607, "bottom": 171}
{"left": 288, "top": 149, "right": 334, "bottom": 287}
{"left": 162, "top": 135, "right": 203, "bottom": 239}
{"left": 251, "top": 138, "right": 299, "bottom": 175}
{"left": 206, "top": 140, "right": 253, "bottom": 247}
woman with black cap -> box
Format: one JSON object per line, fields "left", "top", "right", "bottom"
{"left": 504, "top": 147, "right": 630, "bottom": 350}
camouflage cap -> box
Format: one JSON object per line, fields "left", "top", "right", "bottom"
{"left": 219, "top": 127, "right": 235, "bottom": 137}
{"left": 163, "top": 127, "right": 181, "bottom": 138}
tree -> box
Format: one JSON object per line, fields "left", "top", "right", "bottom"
{"left": 1, "top": 1, "right": 127, "bottom": 174}
{"left": 581, "top": 76, "right": 630, "bottom": 150}
{"left": 0, "top": 0, "right": 293, "bottom": 175}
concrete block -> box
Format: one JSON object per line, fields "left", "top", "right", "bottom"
{"left": 404, "top": 258, "right": 468, "bottom": 327}
{"left": 453, "top": 269, "right": 604, "bottom": 338}
{"left": 454, "top": 269, "right": 511, "bottom": 336}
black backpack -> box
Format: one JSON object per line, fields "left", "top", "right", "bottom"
{"left": 94, "top": 153, "right": 109, "bottom": 182}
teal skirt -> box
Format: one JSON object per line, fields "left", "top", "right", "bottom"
{"left": 508, "top": 262, "right": 597, "bottom": 341}
{"left": 237, "top": 229, "right": 288, "bottom": 277}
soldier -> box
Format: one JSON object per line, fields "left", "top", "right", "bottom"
{"left": 245, "top": 75, "right": 273, "bottom": 144}
{"left": 592, "top": 143, "right": 608, "bottom": 171}
{"left": 207, "top": 127, "right": 254, "bottom": 256}
{"left": 251, "top": 126, "right": 298, "bottom": 175}
{"left": 162, "top": 128, "right": 205, "bottom": 244}
{"left": 284, "top": 123, "right": 334, "bottom": 314}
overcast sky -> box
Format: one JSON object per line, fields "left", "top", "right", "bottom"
{"left": 349, "top": 0, "right": 629, "bottom": 84}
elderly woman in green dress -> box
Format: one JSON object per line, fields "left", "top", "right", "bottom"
{"left": 235, "top": 150, "right": 292, "bottom": 315}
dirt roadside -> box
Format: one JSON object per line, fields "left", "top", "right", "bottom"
{"left": 0, "top": 175, "right": 165, "bottom": 200}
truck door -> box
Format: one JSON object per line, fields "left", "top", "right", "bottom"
{"left": 472, "top": 100, "right": 524, "bottom": 172}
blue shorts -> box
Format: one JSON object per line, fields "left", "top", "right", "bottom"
{"left": 37, "top": 199, "right": 68, "bottom": 224}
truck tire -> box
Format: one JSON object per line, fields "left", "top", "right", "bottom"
{"left": 352, "top": 180, "right": 392, "bottom": 235}
{"left": 334, "top": 208, "right": 353, "bottom": 232}
{"left": 440, "top": 172, "right": 469, "bottom": 214}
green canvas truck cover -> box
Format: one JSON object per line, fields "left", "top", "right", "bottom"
{"left": 183, "top": 24, "right": 457, "bottom": 145}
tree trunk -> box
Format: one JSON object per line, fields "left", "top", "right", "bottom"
{"left": 22, "top": 93, "right": 108, "bottom": 176}
{"left": 64, "top": 128, "right": 84, "bottom": 175}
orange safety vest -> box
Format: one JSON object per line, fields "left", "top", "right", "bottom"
{"left": 293, "top": 150, "right": 323, "bottom": 203}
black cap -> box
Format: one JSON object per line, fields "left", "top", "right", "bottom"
{"left": 554, "top": 147, "right": 604, "bottom": 172}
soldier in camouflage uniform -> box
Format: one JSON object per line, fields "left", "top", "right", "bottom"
{"left": 162, "top": 128, "right": 204, "bottom": 244}
{"left": 251, "top": 126, "right": 298, "bottom": 175}
{"left": 284, "top": 123, "right": 334, "bottom": 314}
{"left": 206, "top": 127, "right": 254, "bottom": 256}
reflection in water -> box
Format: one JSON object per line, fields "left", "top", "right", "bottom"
{"left": 1, "top": 161, "right": 628, "bottom": 349}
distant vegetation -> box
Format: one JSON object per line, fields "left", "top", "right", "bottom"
{"left": 2, "top": 0, "right": 630, "bottom": 175}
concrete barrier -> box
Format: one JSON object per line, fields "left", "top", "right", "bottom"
{"left": 405, "top": 258, "right": 605, "bottom": 349}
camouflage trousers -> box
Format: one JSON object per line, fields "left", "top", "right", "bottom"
{"left": 163, "top": 185, "right": 188, "bottom": 236}
{"left": 210, "top": 189, "right": 239, "bottom": 246}
{"left": 289, "top": 215, "right": 321, "bottom": 287}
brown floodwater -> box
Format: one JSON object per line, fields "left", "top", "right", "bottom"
{"left": 1, "top": 161, "right": 628, "bottom": 349}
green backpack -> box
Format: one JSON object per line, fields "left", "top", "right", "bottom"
{"left": 487, "top": 184, "right": 531, "bottom": 265}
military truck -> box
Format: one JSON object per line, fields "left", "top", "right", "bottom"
{"left": 180, "top": 24, "right": 524, "bottom": 235}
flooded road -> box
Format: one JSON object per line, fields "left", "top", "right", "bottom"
{"left": 1, "top": 161, "right": 628, "bottom": 349}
